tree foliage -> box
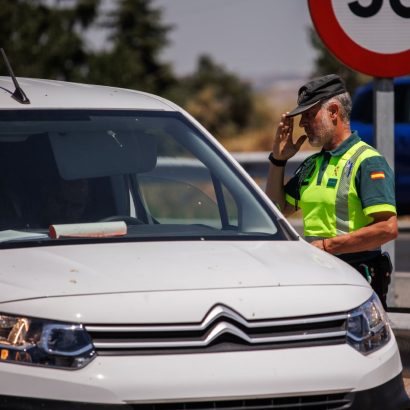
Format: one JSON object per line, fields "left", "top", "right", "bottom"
{"left": 0, "top": 0, "right": 99, "bottom": 81}
{"left": 174, "top": 55, "right": 271, "bottom": 139}
{"left": 173, "top": 55, "right": 269, "bottom": 139}
{"left": 0, "top": 0, "right": 175, "bottom": 93}
{"left": 87, "top": 0, "right": 176, "bottom": 93}
{"left": 0, "top": 0, "right": 272, "bottom": 141}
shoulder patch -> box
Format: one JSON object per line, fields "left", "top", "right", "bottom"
{"left": 370, "top": 171, "right": 385, "bottom": 180}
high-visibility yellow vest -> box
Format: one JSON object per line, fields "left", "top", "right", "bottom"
{"left": 285, "top": 139, "right": 396, "bottom": 239}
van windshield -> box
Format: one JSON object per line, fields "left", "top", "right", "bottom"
{"left": 0, "top": 110, "right": 285, "bottom": 246}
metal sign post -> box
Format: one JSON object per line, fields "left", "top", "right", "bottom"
{"left": 374, "top": 78, "right": 396, "bottom": 306}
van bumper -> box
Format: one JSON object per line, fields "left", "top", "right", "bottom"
{"left": 0, "top": 373, "right": 408, "bottom": 410}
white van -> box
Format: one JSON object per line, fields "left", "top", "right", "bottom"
{"left": 0, "top": 71, "right": 408, "bottom": 409}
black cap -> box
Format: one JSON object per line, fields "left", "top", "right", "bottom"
{"left": 287, "top": 74, "right": 347, "bottom": 117}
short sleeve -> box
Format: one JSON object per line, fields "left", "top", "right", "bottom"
{"left": 355, "top": 155, "right": 396, "bottom": 215}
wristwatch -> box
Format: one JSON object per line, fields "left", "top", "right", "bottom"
{"left": 268, "top": 152, "right": 287, "bottom": 167}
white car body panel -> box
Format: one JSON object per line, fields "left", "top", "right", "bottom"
{"left": 0, "top": 240, "right": 366, "bottom": 301}
{"left": 0, "top": 77, "right": 175, "bottom": 111}
{"left": 0, "top": 241, "right": 372, "bottom": 324}
{"left": 0, "top": 339, "right": 401, "bottom": 404}
{"left": 0, "top": 284, "right": 372, "bottom": 325}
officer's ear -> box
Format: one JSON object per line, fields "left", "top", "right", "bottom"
{"left": 327, "top": 102, "right": 339, "bottom": 120}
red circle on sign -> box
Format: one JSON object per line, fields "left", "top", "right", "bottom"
{"left": 308, "top": 0, "right": 410, "bottom": 77}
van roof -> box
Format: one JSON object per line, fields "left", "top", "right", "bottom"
{"left": 0, "top": 76, "right": 177, "bottom": 111}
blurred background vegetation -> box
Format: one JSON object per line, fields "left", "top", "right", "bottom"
{"left": 0, "top": 0, "right": 370, "bottom": 151}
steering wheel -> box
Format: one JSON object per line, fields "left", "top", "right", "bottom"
{"left": 99, "top": 215, "right": 145, "bottom": 225}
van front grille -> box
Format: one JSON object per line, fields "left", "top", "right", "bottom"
{"left": 128, "top": 393, "right": 351, "bottom": 409}
{"left": 0, "top": 392, "right": 353, "bottom": 410}
{"left": 85, "top": 304, "right": 347, "bottom": 355}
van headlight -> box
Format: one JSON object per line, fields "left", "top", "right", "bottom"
{"left": 346, "top": 293, "right": 390, "bottom": 355}
{"left": 0, "top": 314, "right": 95, "bottom": 369}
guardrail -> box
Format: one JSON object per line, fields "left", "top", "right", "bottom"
{"left": 232, "top": 150, "right": 311, "bottom": 181}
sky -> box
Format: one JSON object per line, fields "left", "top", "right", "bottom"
{"left": 152, "top": 0, "right": 316, "bottom": 81}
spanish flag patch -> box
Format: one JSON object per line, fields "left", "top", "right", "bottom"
{"left": 370, "top": 171, "right": 385, "bottom": 180}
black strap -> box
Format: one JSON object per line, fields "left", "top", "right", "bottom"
{"left": 294, "top": 153, "right": 321, "bottom": 209}
{"left": 268, "top": 152, "right": 287, "bottom": 167}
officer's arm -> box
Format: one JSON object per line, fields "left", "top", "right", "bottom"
{"left": 314, "top": 212, "right": 397, "bottom": 254}
{"left": 265, "top": 163, "right": 296, "bottom": 216}
{"left": 265, "top": 113, "right": 306, "bottom": 216}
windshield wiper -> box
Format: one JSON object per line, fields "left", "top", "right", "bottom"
{"left": 0, "top": 230, "right": 49, "bottom": 244}
{"left": 0, "top": 222, "right": 128, "bottom": 245}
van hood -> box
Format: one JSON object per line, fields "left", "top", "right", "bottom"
{"left": 0, "top": 240, "right": 366, "bottom": 304}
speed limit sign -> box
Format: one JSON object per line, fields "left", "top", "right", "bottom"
{"left": 308, "top": 0, "right": 410, "bottom": 77}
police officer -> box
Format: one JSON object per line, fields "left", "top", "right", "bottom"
{"left": 266, "top": 74, "right": 397, "bottom": 308}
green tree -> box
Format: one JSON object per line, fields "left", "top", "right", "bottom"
{"left": 0, "top": 0, "right": 175, "bottom": 94}
{"left": 87, "top": 0, "right": 176, "bottom": 94}
{"left": 309, "top": 27, "right": 371, "bottom": 93}
{"left": 175, "top": 55, "right": 259, "bottom": 139}
{"left": 0, "top": 1, "right": 271, "bottom": 144}
{"left": 0, "top": 0, "right": 99, "bottom": 81}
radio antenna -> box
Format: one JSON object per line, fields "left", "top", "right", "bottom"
{"left": 0, "top": 48, "right": 30, "bottom": 104}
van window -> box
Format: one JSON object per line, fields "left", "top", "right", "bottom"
{"left": 0, "top": 110, "right": 282, "bottom": 244}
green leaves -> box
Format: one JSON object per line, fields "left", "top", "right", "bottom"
{"left": 0, "top": 0, "right": 270, "bottom": 142}
{"left": 0, "top": 0, "right": 97, "bottom": 81}
{"left": 0, "top": 0, "right": 174, "bottom": 91}
{"left": 174, "top": 55, "right": 255, "bottom": 139}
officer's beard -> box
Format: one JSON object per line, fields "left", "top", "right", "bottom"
{"left": 308, "top": 116, "right": 334, "bottom": 148}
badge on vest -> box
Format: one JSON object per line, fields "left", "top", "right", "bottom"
{"left": 327, "top": 178, "right": 338, "bottom": 188}
{"left": 345, "top": 160, "right": 354, "bottom": 177}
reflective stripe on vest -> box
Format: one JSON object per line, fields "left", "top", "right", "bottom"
{"left": 335, "top": 144, "right": 376, "bottom": 234}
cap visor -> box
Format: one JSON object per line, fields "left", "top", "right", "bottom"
{"left": 286, "top": 100, "right": 321, "bottom": 117}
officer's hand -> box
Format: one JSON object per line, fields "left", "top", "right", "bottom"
{"left": 272, "top": 113, "right": 307, "bottom": 160}
{"left": 311, "top": 239, "right": 332, "bottom": 254}
{"left": 310, "top": 239, "right": 325, "bottom": 250}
